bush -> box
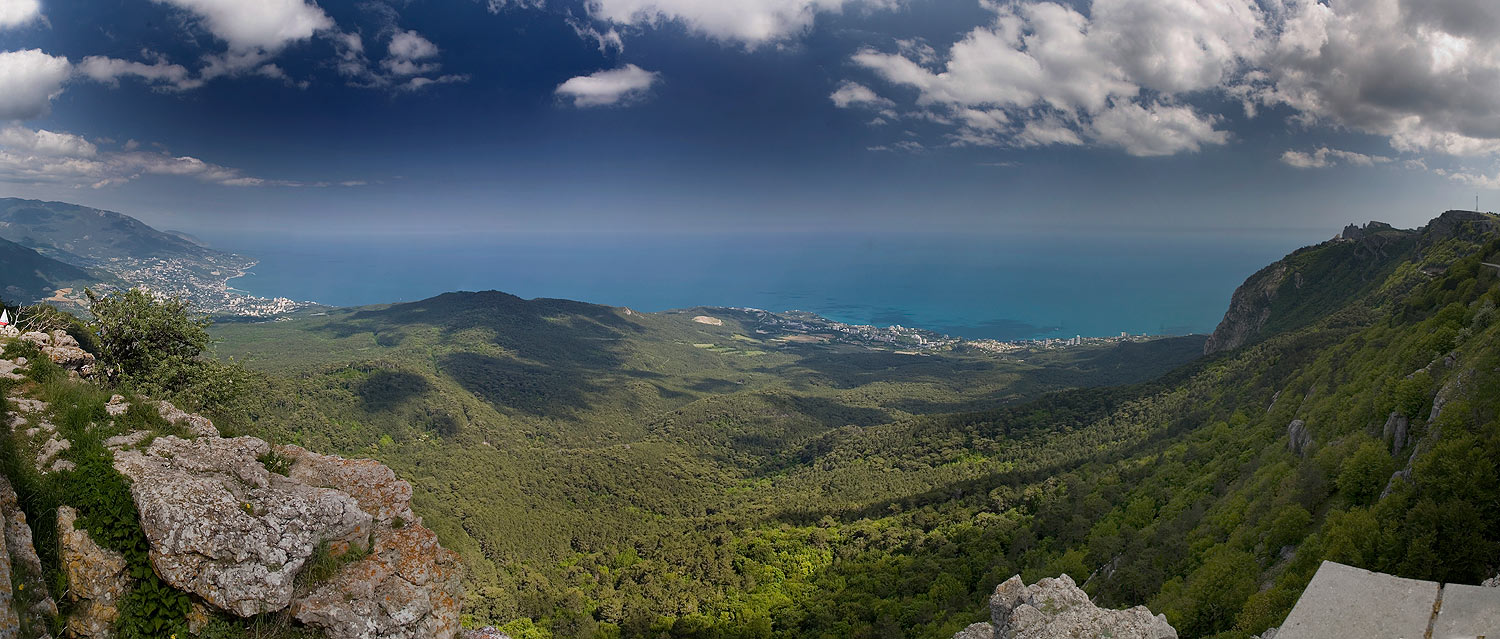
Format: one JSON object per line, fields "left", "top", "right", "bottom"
{"left": 87, "top": 288, "right": 210, "bottom": 392}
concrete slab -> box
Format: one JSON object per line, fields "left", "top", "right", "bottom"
{"left": 1277, "top": 561, "right": 1439, "bottom": 639}
{"left": 1432, "top": 584, "right": 1500, "bottom": 639}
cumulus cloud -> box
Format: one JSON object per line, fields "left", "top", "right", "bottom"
{"left": 847, "top": 0, "right": 1500, "bottom": 160}
{"left": 555, "top": 64, "right": 660, "bottom": 107}
{"left": 829, "top": 81, "right": 894, "bottom": 109}
{"left": 153, "top": 0, "right": 332, "bottom": 53}
{"left": 0, "top": 125, "right": 361, "bottom": 188}
{"left": 1253, "top": 0, "right": 1500, "bottom": 156}
{"left": 1280, "top": 147, "right": 1394, "bottom": 169}
{"left": 0, "top": 49, "right": 72, "bottom": 121}
{"left": 333, "top": 29, "right": 469, "bottom": 91}
{"left": 850, "top": 0, "right": 1247, "bottom": 156}
{"left": 1439, "top": 169, "right": 1500, "bottom": 190}
{"left": 582, "top": 0, "right": 898, "bottom": 48}
{"left": 78, "top": 55, "right": 203, "bottom": 91}
{"left": 0, "top": 0, "right": 41, "bottom": 29}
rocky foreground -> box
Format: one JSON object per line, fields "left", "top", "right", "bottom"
{"left": 953, "top": 574, "right": 1176, "bottom": 639}
{"left": 0, "top": 328, "right": 464, "bottom": 638}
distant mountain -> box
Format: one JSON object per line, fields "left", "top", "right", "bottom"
{"left": 162, "top": 229, "right": 210, "bottom": 248}
{"left": 0, "top": 198, "right": 223, "bottom": 265}
{"left": 1205, "top": 210, "right": 1499, "bottom": 353}
{"left": 0, "top": 236, "right": 105, "bottom": 304}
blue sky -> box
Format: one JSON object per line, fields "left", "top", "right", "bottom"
{"left": 0, "top": 0, "right": 1498, "bottom": 236}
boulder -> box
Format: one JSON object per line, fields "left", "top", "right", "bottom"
{"left": 58, "top": 506, "right": 130, "bottom": 638}
{"left": 277, "top": 445, "right": 415, "bottom": 527}
{"left": 955, "top": 574, "right": 1176, "bottom": 639}
{"left": 155, "top": 401, "right": 219, "bottom": 438}
{"left": 111, "top": 436, "right": 372, "bottom": 616}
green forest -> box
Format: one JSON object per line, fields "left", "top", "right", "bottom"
{"left": 5, "top": 211, "right": 1498, "bottom": 639}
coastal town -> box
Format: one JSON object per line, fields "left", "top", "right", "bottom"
{"left": 721, "top": 307, "right": 1166, "bottom": 355}
{"left": 90, "top": 254, "right": 313, "bottom": 317}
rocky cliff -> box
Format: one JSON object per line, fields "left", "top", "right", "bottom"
{"left": 0, "top": 329, "right": 464, "bottom": 639}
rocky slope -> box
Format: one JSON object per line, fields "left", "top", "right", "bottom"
{"left": 0, "top": 328, "right": 464, "bottom": 638}
{"left": 1205, "top": 211, "right": 1498, "bottom": 354}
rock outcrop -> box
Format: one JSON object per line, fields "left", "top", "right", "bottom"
{"left": 17, "top": 331, "right": 95, "bottom": 377}
{"left": 0, "top": 475, "right": 57, "bottom": 638}
{"left": 57, "top": 506, "right": 129, "bottom": 638}
{"left": 111, "top": 435, "right": 373, "bottom": 617}
{"left": 1287, "top": 420, "right": 1312, "bottom": 457}
{"left": 952, "top": 574, "right": 1176, "bottom": 639}
{"left": 1203, "top": 261, "right": 1288, "bottom": 355}
{"left": 279, "top": 445, "right": 463, "bottom": 639}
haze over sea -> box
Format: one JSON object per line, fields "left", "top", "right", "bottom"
{"left": 212, "top": 231, "right": 1326, "bottom": 341}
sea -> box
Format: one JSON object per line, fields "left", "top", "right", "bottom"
{"left": 206, "top": 230, "right": 1325, "bottom": 341}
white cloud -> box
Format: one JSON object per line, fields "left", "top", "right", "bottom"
{"left": 78, "top": 56, "right": 203, "bottom": 91}
{"left": 1252, "top": 0, "right": 1500, "bottom": 157}
{"left": 387, "top": 30, "right": 440, "bottom": 63}
{"left": 1440, "top": 169, "right": 1500, "bottom": 190}
{"left": 487, "top": 0, "right": 546, "bottom": 11}
{"left": 851, "top": 0, "right": 1245, "bottom": 155}
{"left": 0, "top": 49, "right": 72, "bottom": 121}
{"left": 583, "top": 0, "right": 898, "bottom": 48}
{"left": 567, "top": 17, "right": 626, "bottom": 54}
{"left": 0, "top": 125, "right": 364, "bottom": 188}
{"left": 0, "top": 126, "right": 97, "bottom": 157}
{"left": 1280, "top": 146, "right": 1394, "bottom": 169}
{"left": 847, "top": 0, "right": 1500, "bottom": 160}
{"left": 1089, "top": 101, "right": 1228, "bottom": 157}
{"left": 556, "top": 64, "right": 660, "bottom": 107}
{"left": 333, "top": 29, "right": 468, "bottom": 91}
{"left": 0, "top": 0, "right": 41, "bottom": 29}
{"left": 152, "top": 0, "right": 333, "bottom": 53}
{"left": 829, "top": 81, "right": 893, "bottom": 109}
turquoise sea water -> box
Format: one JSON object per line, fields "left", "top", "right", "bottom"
{"left": 208, "top": 230, "right": 1324, "bottom": 341}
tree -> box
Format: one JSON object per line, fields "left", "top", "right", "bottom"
{"left": 86, "top": 288, "right": 211, "bottom": 393}
{"left": 1337, "top": 440, "right": 1396, "bottom": 506}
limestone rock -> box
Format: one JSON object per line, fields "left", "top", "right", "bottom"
{"left": 104, "top": 396, "right": 128, "bottom": 418}
{"left": 277, "top": 445, "right": 416, "bottom": 527}
{"left": 1253, "top": 628, "right": 1278, "bottom": 639}
{"left": 953, "top": 622, "right": 993, "bottom": 639}
{"left": 155, "top": 401, "right": 219, "bottom": 438}
{"left": 112, "top": 436, "right": 371, "bottom": 616}
{"left": 1382, "top": 412, "right": 1409, "bottom": 455}
{"left": 58, "top": 506, "right": 129, "bottom": 638}
{"left": 16, "top": 331, "right": 97, "bottom": 377}
{"left": 955, "top": 574, "right": 1176, "bottom": 639}
{"left": 0, "top": 359, "right": 22, "bottom": 381}
{"left": 0, "top": 475, "right": 58, "bottom": 636}
{"left": 1286, "top": 420, "right": 1312, "bottom": 457}
{"left": 290, "top": 524, "right": 464, "bottom": 639}
{"left": 462, "top": 628, "right": 513, "bottom": 639}
{"left": 282, "top": 446, "right": 463, "bottom": 639}
{"left": 0, "top": 326, "right": 18, "bottom": 338}
{"left": 1204, "top": 262, "right": 1288, "bottom": 354}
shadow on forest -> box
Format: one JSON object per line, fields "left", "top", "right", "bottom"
{"left": 356, "top": 370, "right": 430, "bottom": 412}
{"left": 439, "top": 352, "right": 603, "bottom": 419}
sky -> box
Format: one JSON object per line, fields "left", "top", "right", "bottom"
{"left": 0, "top": 0, "right": 1498, "bottom": 237}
